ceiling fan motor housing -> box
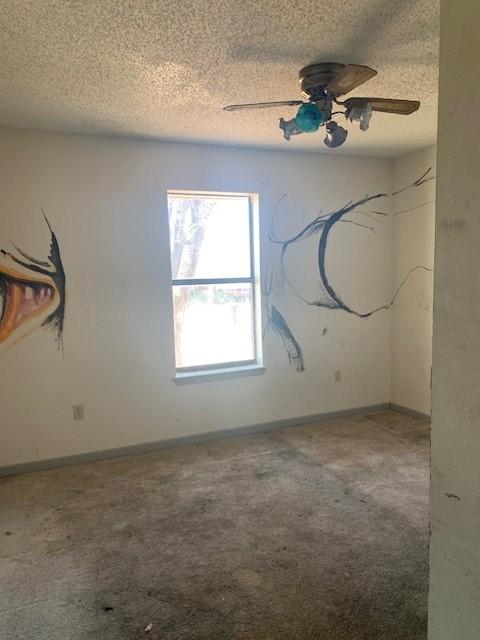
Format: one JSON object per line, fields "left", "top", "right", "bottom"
{"left": 298, "top": 62, "right": 345, "bottom": 99}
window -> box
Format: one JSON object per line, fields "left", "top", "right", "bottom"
{"left": 167, "top": 191, "right": 262, "bottom": 378}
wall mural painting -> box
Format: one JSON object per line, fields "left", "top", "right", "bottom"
{"left": 0, "top": 213, "right": 65, "bottom": 354}
{"left": 265, "top": 168, "right": 435, "bottom": 371}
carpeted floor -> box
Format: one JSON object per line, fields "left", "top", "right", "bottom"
{"left": 0, "top": 409, "right": 429, "bottom": 640}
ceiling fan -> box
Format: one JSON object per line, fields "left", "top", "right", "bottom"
{"left": 223, "top": 62, "right": 420, "bottom": 148}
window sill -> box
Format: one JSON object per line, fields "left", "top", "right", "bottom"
{"left": 173, "top": 364, "right": 265, "bottom": 385}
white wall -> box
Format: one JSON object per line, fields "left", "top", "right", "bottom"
{"left": 391, "top": 147, "right": 436, "bottom": 415}
{"left": 429, "top": 1, "right": 480, "bottom": 637}
{"left": 0, "top": 128, "right": 393, "bottom": 468}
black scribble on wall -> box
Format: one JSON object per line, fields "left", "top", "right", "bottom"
{"left": 392, "top": 167, "right": 435, "bottom": 196}
{"left": 270, "top": 305, "right": 304, "bottom": 372}
{"left": 0, "top": 212, "right": 66, "bottom": 353}
{"left": 265, "top": 168, "right": 435, "bottom": 370}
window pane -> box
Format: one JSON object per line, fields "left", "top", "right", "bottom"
{"left": 173, "top": 283, "right": 255, "bottom": 368}
{"left": 168, "top": 195, "right": 251, "bottom": 280}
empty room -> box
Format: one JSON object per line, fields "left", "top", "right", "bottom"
{"left": 1, "top": 1, "right": 479, "bottom": 639}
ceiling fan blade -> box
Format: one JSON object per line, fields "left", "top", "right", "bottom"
{"left": 223, "top": 100, "right": 304, "bottom": 111}
{"left": 326, "top": 64, "right": 377, "bottom": 97}
{"left": 344, "top": 97, "right": 420, "bottom": 115}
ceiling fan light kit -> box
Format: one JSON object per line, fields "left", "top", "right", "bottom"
{"left": 223, "top": 62, "right": 420, "bottom": 149}
{"left": 295, "top": 103, "right": 325, "bottom": 132}
{"left": 347, "top": 103, "right": 373, "bottom": 131}
{"left": 279, "top": 102, "right": 325, "bottom": 141}
{"left": 324, "top": 121, "right": 349, "bottom": 148}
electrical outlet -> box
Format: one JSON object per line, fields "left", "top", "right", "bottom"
{"left": 334, "top": 370, "right": 342, "bottom": 383}
{"left": 72, "top": 404, "right": 84, "bottom": 421}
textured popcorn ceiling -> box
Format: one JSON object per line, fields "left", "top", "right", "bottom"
{"left": 0, "top": 0, "right": 439, "bottom": 157}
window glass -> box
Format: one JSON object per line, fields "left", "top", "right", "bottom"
{"left": 167, "top": 192, "right": 260, "bottom": 371}
{"left": 168, "top": 195, "right": 251, "bottom": 280}
{"left": 172, "top": 283, "right": 255, "bottom": 368}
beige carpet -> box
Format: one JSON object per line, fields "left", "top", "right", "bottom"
{"left": 0, "top": 409, "right": 429, "bottom": 639}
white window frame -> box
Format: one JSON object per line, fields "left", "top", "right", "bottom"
{"left": 168, "top": 190, "right": 264, "bottom": 383}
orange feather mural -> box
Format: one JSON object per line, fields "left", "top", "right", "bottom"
{"left": 0, "top": 214, "right": 65, "bottom": 353}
